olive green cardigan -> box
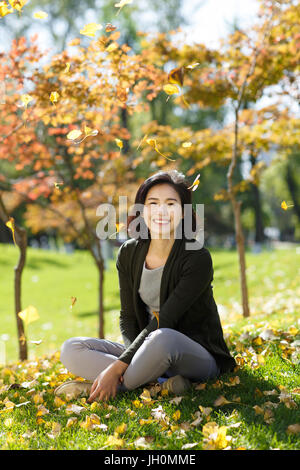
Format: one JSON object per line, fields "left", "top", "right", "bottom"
{"left": 116, "top": 235, "right": 236, "bottom": 374}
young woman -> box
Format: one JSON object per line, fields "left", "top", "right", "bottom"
{"left": 55, "top": 170, "right": 236, "bottom": 402}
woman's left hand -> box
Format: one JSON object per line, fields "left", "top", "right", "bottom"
{"left": 87, "top": 365, "right": 122, "bottom": 403}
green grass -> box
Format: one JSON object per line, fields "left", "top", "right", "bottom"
{"left": 0, "top": 242, "right": 299, "bottom": 450}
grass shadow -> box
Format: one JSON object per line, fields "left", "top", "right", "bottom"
{"left": 25, "top": 257, "right": 69, "bottom": 270}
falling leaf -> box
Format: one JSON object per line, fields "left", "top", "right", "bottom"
{"left": 70, "top": 296, "right": 77, "bottom": 310}
{"left": 20, "top": 94, "right": 33, "bottom": 109}
{"left": 0, "top": 2, "right": 13, "bottom": 16}
{"left": 64, "top": 62, "right": 70, "bottom": 73}
{"left": 115, "top": 0, "right": 133, "bottom": 16}
{"left": 152, "top": 311, "right": 159, "bottom": 329}
{"left": 281, "top": 200, "right": 294, "bottom": 210}
{"left": 168, "top": 66, "right": 185, "bottom": 87}
{"left": 146, "top": 138, "right": 175, "bottom": 161}
{"left": 33, "top": 10, "right": 48, "bottom": 19}
{"left": 105, "top": 23, "right": 117, "bottom": 32}
{"left": 106, "top": 42, "right": 119, "bottom": 52}
{"left": 67, "top": 129, "right": 82, "bottom": 141}
{"left": 185, "top": 63, "right": 200, "bottom": 70}
{"left": 18, "top": 305, "right": 39, "bottom": 327}
{"left": 49, "top": 91, "right": 59, "bottom": 105}
{"left": 5, "top": 217, "right": 17, "bottom": 247}
{"left": 84, "top": 126, "right": 98, "bottom": 137}
{"left": 80, "top": 23, "right": 103, "bottom": 38}
{"left": 115, "top": 138, "right": 123, "bottom": 151}
{"left": 163, "top": 84, "right": 180, "bottom": 96}
{"left": 172, "top": 410, "right": 181, "bottom": 421}
{"left": 182, "top": 141, "right": 192, "bottom": 148}
{"left": 8, "top": 0, "right": 27, "bottom": 12}
{"left": 187, "top": 173, "right": 201, "bottom": 191}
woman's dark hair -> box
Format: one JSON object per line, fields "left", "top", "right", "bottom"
{"left": 126, "top": 170, "right": 198, "bottom": 241}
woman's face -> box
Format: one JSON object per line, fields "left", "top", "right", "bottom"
{"left": 143, "top": 183, "right": 183, "bottom": 239}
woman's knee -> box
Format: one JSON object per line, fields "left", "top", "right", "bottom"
{"left": 144, "top": 328, "right": 177, "bottom": 354}
{"left": 60, "top": 337, "right": 82, "bottom": 367}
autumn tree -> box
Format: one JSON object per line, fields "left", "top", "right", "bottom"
{"left": 135, "top": 0, "right": 300, "bottom": 317}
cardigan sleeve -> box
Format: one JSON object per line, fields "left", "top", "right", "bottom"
{"left": 117, "top": 247, "right": 213, "bottom": 365}
{"left": 116, "top": 243, "right": 140, "bottom": 350}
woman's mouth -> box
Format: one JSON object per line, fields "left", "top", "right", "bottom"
{"left": 152, "top": 219, "right": 170, "bottom": 225}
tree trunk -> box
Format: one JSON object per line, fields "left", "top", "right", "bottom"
{"left": 97, "top": 261, "right": 105, "bottom": 339}
{"left": 227, "top": 109, "right": 250, "bottom": 318}
{"left": 250, "top": 154, "right": 265, "bottom": 243}
{"left": 14, "top": 226, "right": 28, "bottom": 360}
{"left": 0, "top": 195, "right": 28, "bottom": 360}
{"left": 232, "top": 199, "right": 250, "bottom": 317}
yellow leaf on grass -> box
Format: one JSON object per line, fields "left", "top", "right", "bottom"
{"left": 80, "top": 23, "right": 103, "bottom": 38}
{"left": 214, "top": 395, "right": 231, "bottom": 406}
{"left": 33, "top": 393, "right": 44, "bottom": 405}
{"left": 139, "top": 389, "right": 152, "bottom": 402}
{"left": 36, "top": 404, "right": 49, "bottom": 417}
{"left": 66, "top": 417, "right": 78, "bottom": 428}
{"left": 114, "top": 422, "right": 127, "bottom": 434}
{"left": 18, "top": 305, "right": 39, "bottom": 327}
{"left": 53, "top": 396, "right": 65, "bottom": 408}
{"left": 286, "top": 424, "right": 300, "bottom": 435}
{"left": 104, "top": 435, "right": 125, "bottom": 447}
{"left": 173, "top": 410, "right": 181, "bottom": 421}
{"left": 202, "top": 422, "right": 231, "bottom": 450}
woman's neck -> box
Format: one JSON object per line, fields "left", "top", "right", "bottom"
{"left": 148, "top": 237, "right": 175, "bottom": 260}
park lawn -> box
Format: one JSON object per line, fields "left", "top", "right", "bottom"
{"left": 0, "top": 243, "right": 299, "bottom": 363}
{"left": 0, "top": 243, "right": 299, "bottom": 450}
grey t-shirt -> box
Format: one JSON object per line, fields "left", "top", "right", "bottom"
{"left": 138, "top": 261, "right": 165, "bottom": 321}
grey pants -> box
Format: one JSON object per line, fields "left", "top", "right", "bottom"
{"left": 60, "top": 328, "right": 220, "bottom": 392}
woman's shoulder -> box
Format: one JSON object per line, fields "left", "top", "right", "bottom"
{"left": 116, "top": 238, "right": 138, "bottom": 267}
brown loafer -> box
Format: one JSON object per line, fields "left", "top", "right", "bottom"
{"left": 161, "top": 375, "right": 192, "bottom": 395}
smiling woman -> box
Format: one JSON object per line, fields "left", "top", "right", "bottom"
{"left": 56, "top": 170, "right": 236, "bottom": 402}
